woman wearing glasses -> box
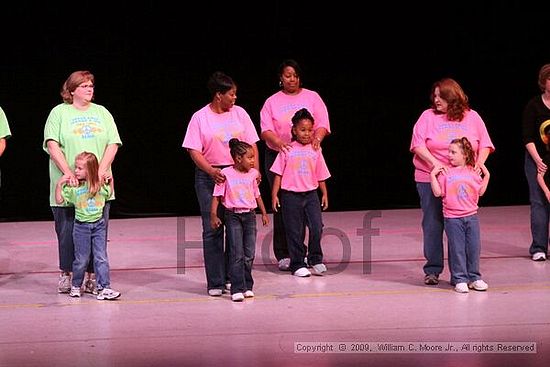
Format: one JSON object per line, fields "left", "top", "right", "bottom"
{"left": 43, "top": 70, "right": 122, "bottom": 295}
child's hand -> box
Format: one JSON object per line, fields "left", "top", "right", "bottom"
{"left": 272, "top": 197, "right": 280, "bottom": 212}
{"left": 261, "top": 214, "right": 269, "bottom": 226}
{"left": 210, "top": 215, "right": 222, "bottom": 229}
{"left": 321, "top": 196, "right": 328, "bottom": 211}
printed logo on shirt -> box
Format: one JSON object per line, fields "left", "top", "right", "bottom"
{"left": 213, "top": 119, "right": 241, "bottom": 143}
{"left": 288, "top": 149, "right": 316, "bottom": 176}
{"left": 71, "top": 116, "right": 103, "bottom": 139}
{"left": 447, "top": 174, "right": 475, "bottom": 200}
{"left": 280, "top": 103, "right": 307, "bottom": 126}
{"left": 538, "top": 119, "right": 550, "bottom": 144}
{"left": 227, "top": 178, "right": 254, "bottom": 203}
{"left": 436, "top": 122, "right": 467, "bottom": 142}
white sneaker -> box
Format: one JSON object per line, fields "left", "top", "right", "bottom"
{"left": 97, "top": 288, "right": 121, "bottom": 300}
{"left": 468, "top": 279, "right": 488, "bottom": 291}
{"left": 311, "top": 263, "right": 327, "bottom": 276}
{"left": 58, "top": 273, "right": 71, "bottom": 293}
{"left": 532, "top": 252, "right": 547, "bottom": 261}
{"left": 69, "top": 286, "right": 81, "bottom": 297}
{"left": 278, "top": 258, "right": 290, "bottom": 271}
{"left": 293, "top": 267, "right": 311, "bottom": 277}
{"left": 454, "top": 283, "right": 469, "bottom": 293}
{"left": 208, "top": 289, "right": 223, "bottom": 297}
{"left": 244, "top": 290, "right": 254, "bottom": 298}
{"left": 231, "top": 292, "right": 245, "bottom": 302}
{"left": 225, "top": 282, "right": 232, "bottom": 292}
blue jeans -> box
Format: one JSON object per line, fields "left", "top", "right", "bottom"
{"left": 72, "top": 218, "right": 111, "bottom": 289}
{"left": 280, "top": 190, "right": 323, "bottom": 273}
{"left": 264, "top": 148, "right": 290, "bottom": 260}
{"left": 444, "top": 214, "right": 482, "bottom": 285}
{"left": 224, "top": 210, "right": 256, "bottom": 294}
{"left": 416, "top": 182, "right": 445, "bottom": 276}
{"left": 524, "top": 152, "right": 549, "bottom": 255}
{"left": 194, "top": 167, "right": 229, "bottom": 290}
{"left": 52, "top": 201, "right": 111, "bottom": 273}
{"left": 265, "top": 148, "right": 307, "bottom": 261}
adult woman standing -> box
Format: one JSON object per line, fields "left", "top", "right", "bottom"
{"left": 182, "top": 71, "right": 260, "bottom": 296}
{"left": 522, "top": 63, "right": 550, "bottom": 262}
{"left": 260, "top": 59, "right": 331, "bottom": 271}
{"left": 410, "top": 78, "right": 494, "bottom": 285}
{"left": 44, "top": 70, "right": 122, "bottom": 293}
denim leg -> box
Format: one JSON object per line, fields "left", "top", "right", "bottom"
{"left": 71, "top": 222, "right": 92, "bottom": 287}
{"left": 303, "top": 191, "right": 323, "bottom": 266}
{"left": 225, "top": 211, "right": 246, "bottom": 294}
{"left": 242, "top": 212, "right": 257, "bottom": 291}
{"left": 464, "top": 215, "right": 482, "bottom": 282}
{"left": 416, "top": 182, "right": 444, "bottom": 275}
{"left": 281, "top": 191, "right": 308, "bottom": 273}
{"left": 225, "top": 211, "right": 256, "bottom": 293}
{"left": 52, "top": 206, "right": 75, "bottom": 272}
{"left": 444, "top": 217, "right": 469, "bottom": 285}
{"left": 90, "top": 219, "right": 110, "bottom": 289}
{"left": 265, "top": 148, "right": 289, "bottom": 260}
{"left": 525, "top": 152, "right": 550, "bottom": 255}
{"left": 195, "top": 168, "right": 226, "bottom": 290}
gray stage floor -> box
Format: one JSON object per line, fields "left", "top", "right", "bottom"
{"left": 1, "top": 206, "right": 549, "bottom": 367}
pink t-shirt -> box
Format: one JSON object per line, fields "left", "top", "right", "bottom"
{"left": 182, "top": 104, "right": 259, "bottom": 166}
{"left": 410, "top": 108, "right": 494, "bottom": 182}
{"left": 270, "top": 141, "right": 331, "bottom": 192}
{"left": 213, "top": 167, "right": 261, "bottom": 211}
{"left": 260, "top": 88, "right": 331, "bottom": 151}
{"left": 437, "top": 166, "right": 483, "bottom": 218}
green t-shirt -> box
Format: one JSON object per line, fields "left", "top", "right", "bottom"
{"left": 62, "top": 183, "right": 111, "bottom": 222}
{"left": 0, "top": 106, "right": 12, "bottom": 139}
{"left": 43, "top": 103, "right": 122, "bottom": 206}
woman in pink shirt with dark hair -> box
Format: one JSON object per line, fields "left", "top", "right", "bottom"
{"left": 410, "top": 78, "right": 494, "bottom": 286}
{"left": 260, "top": 59, "right": 331, "bottom": 271}
{"left": 182, "top": 71, "right": 260, "bottom": 297}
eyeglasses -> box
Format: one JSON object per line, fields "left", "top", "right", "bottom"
{"left": 78, "top": 84, "right": 94, "bottom": 89}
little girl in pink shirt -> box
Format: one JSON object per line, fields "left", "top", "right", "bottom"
{"left": 270, "top": 108, "right": 331, "bottom": 277}
{"left": 430, "top": 137, "right": 490, "bottom": 293}
{"left": 211, "top": 139, "right": 269, "bottom": 302}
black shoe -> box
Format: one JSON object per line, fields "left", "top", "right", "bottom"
{"left": 424, "top": 274, "right": 439, "bottom": 285}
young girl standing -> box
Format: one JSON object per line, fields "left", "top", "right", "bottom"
{"left": 55, "top": 151, "right": 121, "bottom": 300}
{"left": 270, "top": 108, "right": 331, "bottom": 277}
{"left": 211, "top": 139, "right": 269, "bottom": 302}
{"left": 430, "top": 137, "right": 490, "bottom": 293}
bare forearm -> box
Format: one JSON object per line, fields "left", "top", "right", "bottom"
{"left": 318, "top": 181, "right": 328, "bottom": 197}
{"left": 413, "top": 146, "right": 440, "bottom": 168}
{"left": 526, "top": 143, "right": 541, "bottom": 162}
{"left": 256, "top": 196, "right": 268, "bottom": 216}
{"left": 476, "top": 147, "right": 492, "bottom": 165}
{"left": 0, "top": 139, "right": 6, "bottom": 157}
{"left": 188, "top": 149, "right": 215, "bottom": 175}
{"left": 252, "top": 143, "right": 260, "bottom": 171}
{"left": 99, "top": 144, "right": 119, "bottom": 173}
{"left": 46, "top": 140, "right": 72, "bottom": 175}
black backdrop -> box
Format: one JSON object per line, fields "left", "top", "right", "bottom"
{"left": 0, "top": 1, "right": 548, "bottom": 221}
